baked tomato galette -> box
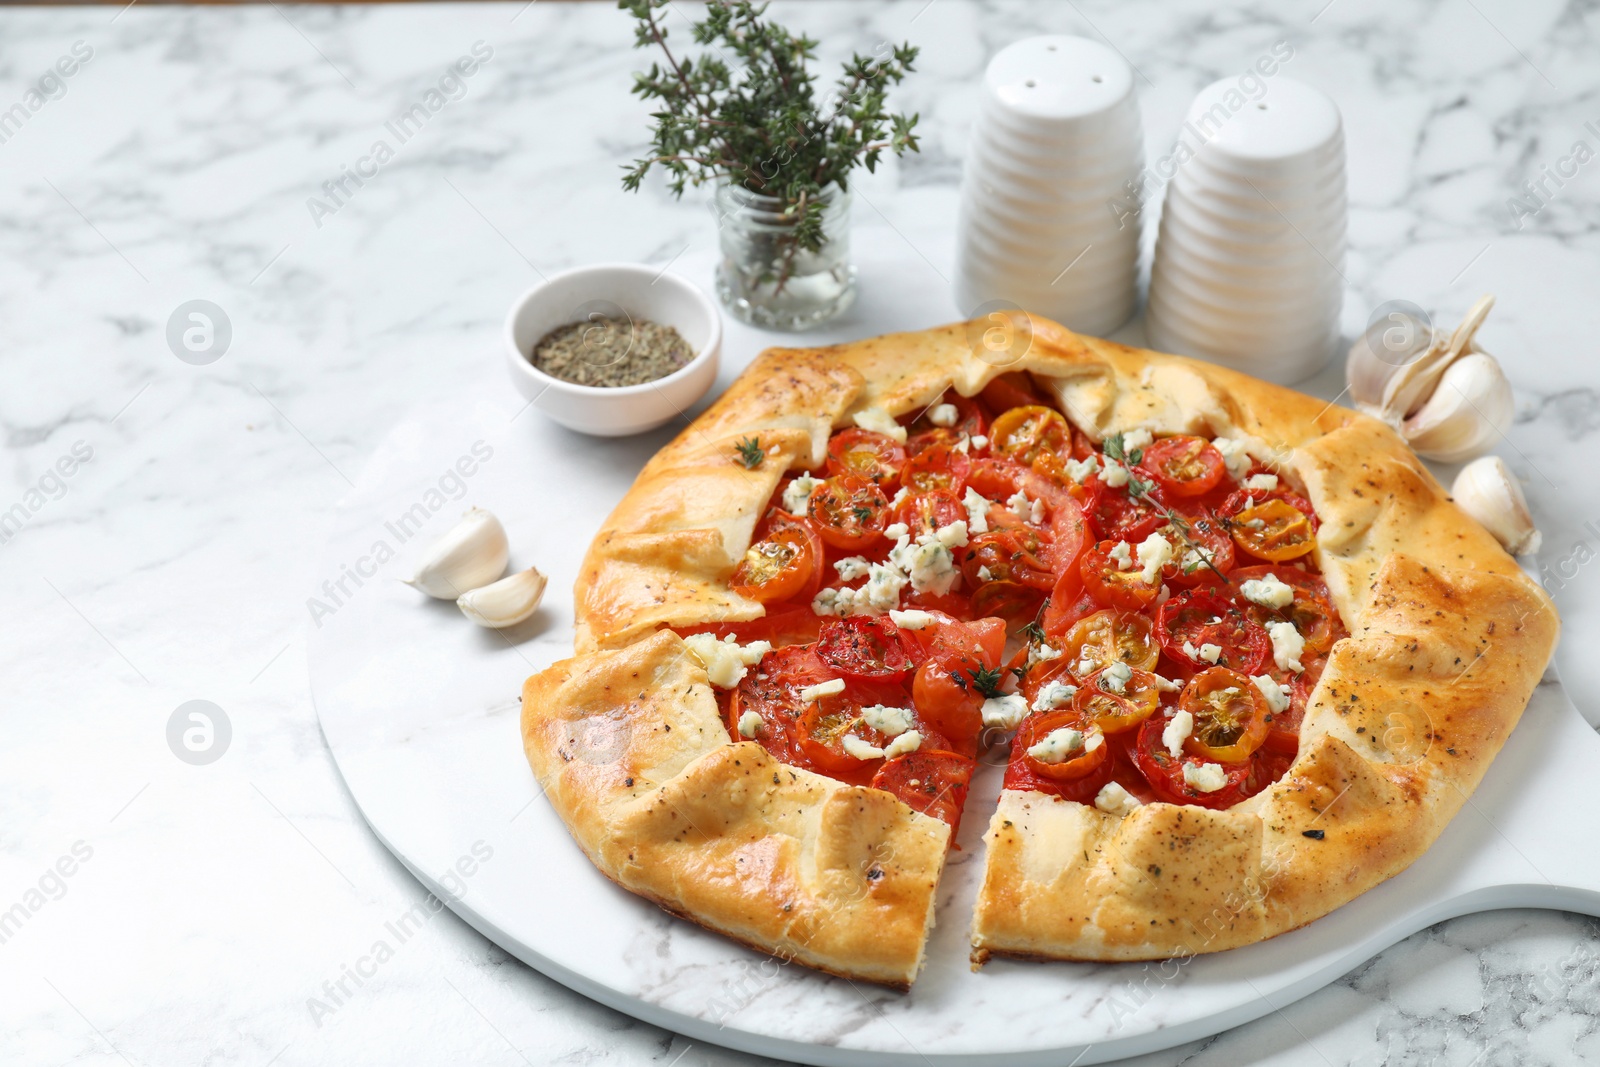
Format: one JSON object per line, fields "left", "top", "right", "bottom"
{"left": 520, "top": 316, "right": 1556, "bottom": 989}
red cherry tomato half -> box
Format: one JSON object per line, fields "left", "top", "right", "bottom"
{"left": 1080, "top": 538, "right": 1163, "bottom": 611}
{"left": 989, "top": 405, "right": 1071, "bottom": 467}
{"left": 1090, "top": 476, "right": 1170, "bottom": 542}
{"left": 1158, "top": 509, "right": 1235, "bottom": 589}
{"left": 728, "top": 645, "right": 833, "bottom": 764}
{"left": 808, "top": 474, "right": 890, "bottom": 550}
{"left": 1132, "top": 717, "right": 1252, "bottom": 809}
{"left": 1141, "top": 435, "right": 1226, "bottom": 498}
{"left": 1228, "top": 565, "right": 1344, "bottom": 655}
{"left": 1014, "top": 710, "right": 1110, "bottom": 781}
{"left": 826, "top": 428, "right": 906, "bottom": 485}
{"left": 815, "top": 616, "right": 915, "bottom": 681}
{"left": 1155, "top": 590, "right": 1272, "bottom": 676}
{"left": 730, "top": 525, "right": 819, "bottom": 604}
{"left": 795, "top": 677, "right": 917, "bottom": 782}
{"left": 979, "top": 372, "right": 1054, "bottom": 415}
{"left": 961, "top": 526, "right": 1057, "bottom": 591}
{"left": 871, "top": 750, "right": 974, "bottom": 832}
{"left": 890, "top": 489, "right": 964, "bottom": 541}
{"left": 902, "top": 441, "right": 972, "bottom": 496}
{"left": 911, "top": 392, "right": 989, "bottom": 440}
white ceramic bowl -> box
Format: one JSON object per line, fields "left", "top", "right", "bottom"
{"left": 503, "top": 263, "right": 722, "bottom": 437}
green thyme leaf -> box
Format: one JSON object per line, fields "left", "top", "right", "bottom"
{"left": 966, "top": 665, "right": 1005, "bottom": 699}
{"left": 735, "top": 436, "right": 765, "bottom": 469}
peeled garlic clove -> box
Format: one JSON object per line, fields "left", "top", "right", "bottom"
{"left": 402, "top": 507, "right": 509, "bottom": 599}
{"left": 1452, "top": 455, "right": 1541, "bottom": 556}
{"left": 457, "top": 566, "right": 547, "bottom": 628}
{"left": 1400, "top": 352, "right": 1513, "bottom": 463}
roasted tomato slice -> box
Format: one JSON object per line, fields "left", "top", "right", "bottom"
{"left": 902, "top": 440, "right": 972, "bottom": 495}
{"left": 1080, "top": 538, "right": 1163, "bottom": 611}
{"left": 890, "top": 488, "right": 964, "bottom": 541}
{"left": 1228, "top": 564, "right": 1344, "bottom": 655}
{"left": 989, "top": 405, "right": 1070, "bottom": 467}
{"left": 815, "top": 616, "right": 915, "bottom": 681}
{"left": 961, "top": 526, "right": 1057, "bottom": 591}
{"left": 1141, "top": 435, "right": 1226, "bottom": 498}
{"left": 1179, "top": 667, "right": 1271, "bottom": 762}
{"left": 1133, "top": 717, "right": 1252, "bottom": 809}
{"left": 1091, "top": 476, "right": 1170, "bottom": 542}
{"left": 911, "top": 391, "right": 989, "bottom": 439}
{"left": 1013, "top": 710, "right": 1109, "bottom": 781}
{"left": 826, "top": 428, "right": 906, "bottom": 485}
{"left": 1058, "top": 608, "right": 1160, "bottom": 677}
{"left": 1155, "top": 590, "right": 1272, "bottom": 676}
{"left": 808, "top": 474, "right": 889, "bottom": 550}
{"left": 1222, "top": 489, "right": 1317, "bottom": 562}
{"left": 1158, "top": 509, "right": 1235, "bottom": 588}
{"left": 1074, "top": 665, "right": 1165, "bottom": 734}
{"left": 730, "top": 524, "right": 820, "bottom": 604}
{"left": 871, "top": 750, "right": 973, "bottom": 832}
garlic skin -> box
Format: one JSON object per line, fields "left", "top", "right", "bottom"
{"left": 1452, "top": 456, "right": 1541, "bottom": 556}
{"left": 1402, "top": 353, "right": 1514, "bottom": 463}
{"left": 402, "top": 507, "right": 509, "bottom": 599}
{"left": 457, "top": 566, "right": 548, "bottom": 628}
{"left": 1346, "top": 295, "right": 1512, "bottom": 463}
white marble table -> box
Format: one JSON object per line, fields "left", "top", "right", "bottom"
{"left": 3, "top": 2, "right": 1598, "bottom": 1065}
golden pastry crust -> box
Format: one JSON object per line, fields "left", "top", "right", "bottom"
{"left": 521, "top": 315, "right": 1558, "bottom": 979}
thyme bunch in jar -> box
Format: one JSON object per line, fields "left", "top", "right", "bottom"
{"left": 619, "top": 0, "right": 921, "bottom": 327}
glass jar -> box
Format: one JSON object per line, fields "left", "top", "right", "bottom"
{"left": 712, "top": 183, "right": 856, "bottom": 330}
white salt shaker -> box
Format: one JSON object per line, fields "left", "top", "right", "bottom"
{"left": 954, "top": 36, "right": 1144, "bottom": 337}
{"left": 1145, "top": 76, "right": 1347, "bottom": 383}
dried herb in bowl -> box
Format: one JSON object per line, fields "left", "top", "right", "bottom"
{"left": 530, "top": 317, "right": 695, "bottom": 388}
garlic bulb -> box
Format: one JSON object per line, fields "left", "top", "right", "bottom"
{"left": 1346, "top": 295, "right": 1512, "bottom": 463}
{"left": 457, "top": 566, "right": 547, "bottom": 628}
{"left": 1451, "top": 456, "right": 1541, "bottom": 556}
{"left": 402, "top": 507, "right": 509, "bottom": 599}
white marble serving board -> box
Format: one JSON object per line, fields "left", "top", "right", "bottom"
{"left": 308, "top": 246, "right": 1600, "bottom": 1066}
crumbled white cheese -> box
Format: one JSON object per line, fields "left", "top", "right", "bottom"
{"left": 883, "top": 521, "right": 909, "bottom": 540}
{"left": 883, "top": 730, "right": 922, "bottom": 759}
{"left": 927, "top": 403, "right": 958, "bottom": 427}
{"left": 834, "top": 556, "right": 871, "bottom": 582}
{"left": 799, "top": 678, "right": 846, "bottom": 702}
{"left": 1136, "top": 532, "right": 1174, "bottom": 584}
{"left": 1032, "top": 681, "right": 1078, "bottom": 712}
{"left": 1028, "top": 727, "right": 1086, "bottom": 763}
{"left": 842, "top": 734, "right": 885, "bottom": 760}
{"left": 1180, "top": 545, "right": 1215, "bottom": 573}
{"left": 1181, "top": 639, "right": 1222, "bottom": 665}
{"left": 782, "top": 473, "right": 820, "bottom": 515}
{"left": 977, "top": 565, "right": 993, "bottom": 581}
{"left": 934, "top": 520, "right": 968, "bottom": 549}
{"left": 952, "top": 435, "right": 970, "bottom": 454}
{"left": 970, "top": 434, "right": 988, "bottom": 450}
{"left": 1100, "top": 457, "right": 1130, "bottom": 488}
{"left": 861, "top": 704, "right": 915, "bottom": 737}
{"left": 737, "top": 710, "right": 763, "bottom": 738}
{"left": 1211, "top": 436, "right": 1253, "bottom": 480}
{"left": 1108, "top": 540, "right": 1133, "bottom": 570}
{"left": 1252, "top": 674, "right": 1291, "bottom": 714}
{"left": 1244, "top": 473, "right": 1279, "bottom": 491}
{"left": 862, "top": 562, "right": 907, "bottom": 612}
{"left": 1122, "top": 428, "right": 1153, "bottom": 453}
{"left": 1094, "top": 781, "right": 1142, "bottom": 817}
{"left": 889, "top": 487, "right": 909, "bottom": 508}
{"left": 1032, "top": 497, "right": 1047, "bottom": 524}
{"left": 683, "top": 633, "right": 772, "bottom": 689}
{"left": 1152, "top": 673, "right": 1183, "bottom": 693}
{"left": 1064, "top": 456, "right": 1099, "bottom": 483}
{"left": 888, "top": 609, "right": 935, "bottom": 630}
{"left": 893, "top": 537, "right": 958, "bottom": 596}
{"left": 1028, "top": 643, "right": 1063, "bottom": 667}
{"left": 1240, "top": 574, "right": 1295, "bottom": 609}
{"left": 811, "top": 586, "right": 855, "bottom": 617}
{"left": 1099, "top": 661, "right": 1133, "bottom": 693}
{"left": 1267, "top": 621, "right": 1305, "bottom": 673}
{"left": 1183, "top": 762, "right": 1228, "bottom": 792}
{"left": 853, "top": 406, "right": 908, "bottom": 443}
{"left": 1163, "top": 709, "right": 1194, "bottom": 757}
{"left": 963, "top": 487, "right": 993, "bottom": 534}
{"left": 981, "top": 693, "right": 1029, "bottom": 730}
